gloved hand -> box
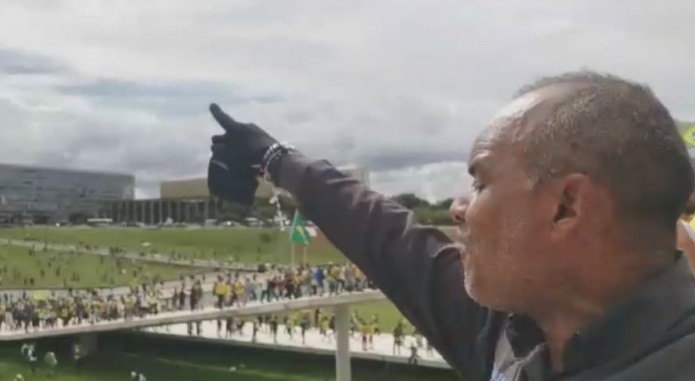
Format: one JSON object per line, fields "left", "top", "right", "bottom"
{"left": 207, "top": 103, "right": 278, "bottom": 207}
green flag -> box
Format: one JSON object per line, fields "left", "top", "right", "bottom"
{"left": 290, "top": 210, "right": 312, "bottom": 246}
{"left": 678, "top": 123, "right": 695, "bottom": 149}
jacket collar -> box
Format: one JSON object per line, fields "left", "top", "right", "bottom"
{"left": 506, "top": 253, "right": 695, "bottom": 375}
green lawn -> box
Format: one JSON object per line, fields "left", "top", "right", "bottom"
{"left": 0, "top": 226, "right": 457, "bottom": 265}
{"left": 0, "top": 245, "right": 198, "bottom": 289}
{"left": 0, "top": 227, "right": 345, "bottom": 264}
{"left": 0, "top": 336, "right": 459, "bottom": 381}
{"left": 353, "top": 300, "right": 408, "bottom": 332}
{"left": 0, "top": 226, "right": 439, "bottom": 332}
{"left": 0, "top": 226, "right": 451, "bottom": 381}
{"left": 0, "top": 240, "right": 409, "bottom": 331}
{"left": 269, "top": 301, "right": 407, "bottom": 334}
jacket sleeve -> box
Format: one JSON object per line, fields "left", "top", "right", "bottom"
{"left": 272, "top": 153, "right": 487, "bottom": 372}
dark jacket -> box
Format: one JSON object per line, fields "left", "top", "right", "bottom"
{"left": 274, "top": 153, "right": 695, "bottom": 381}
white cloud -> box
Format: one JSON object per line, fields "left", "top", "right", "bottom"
{"left": 0, "top": 0, "right": 694, "bottom": 201}
{"left": 370, "top": 162, "right": 472, "bottom": 203}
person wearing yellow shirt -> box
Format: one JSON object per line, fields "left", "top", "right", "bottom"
{"left": 299, "top": 311, "right": 311, "bottom": 344}
{"left": 320, "top": 314, "right": 331, "bottom": 343}
{"left": 213, "top": 276, "right": 226, "bottom": 309}
{"left": 359, "top": 321, "right": 369, "bottom": 351}
{"left": 330, "top": 265, "right": 340, "bottom": 279}
{"left": 223, "top": 282, "right": 231, "bottom": 306}
{"left": 233, "top": 279, "right": 245, "bottom": 307}
{"left": 317, "top": 309, "right": 326, "bottom": 333}
{"left": 393, "top": 319, "right": 405, "bottom": 356}
{"left": 293, "top": 273, "right": 303, "bottom": 297}
{"left": 367, "top": 320, "right": 378, "bottom": 349}
{"left": 327, "top": 265, "right": 340, "bottom": 296}
{"left": 286, "top": 313, "right": 297, "bottom": 339}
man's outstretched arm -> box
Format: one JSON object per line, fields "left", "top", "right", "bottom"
{"left": 206, "top": 103, "right": 489, "bottom": 376}
{"left": 271, "top": 152, "right": 486, "bottom": 372}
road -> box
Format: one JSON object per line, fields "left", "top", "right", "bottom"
{"left": 143, "top": 320, "right": 448, "bottom": 369}
{"left": 0, "top": 270, "right": 222, "bottom": 300}
{"left": 0, "top": 237, "right": 258, "bottom": 271}
{"left": 0, "top": 290, "right": 386, "bottom": 341}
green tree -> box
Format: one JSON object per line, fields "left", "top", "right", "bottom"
{"left": 392, "top": 193, "right": 429, "bottom": 209}
{"left": 413, "top": 206, "right": 450, "bottom": 225}
{"left": 435, "top": 198, "right": 454, "bottom": 209}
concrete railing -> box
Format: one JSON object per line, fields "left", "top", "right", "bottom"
{"left": 0, "top": 290, "right": 387, "bottom": 341}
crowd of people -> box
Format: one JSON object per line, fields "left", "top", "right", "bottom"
{"left": 0, "top": 260, "right": 378, "bottom": 334}
{"left": 11, "top": 308, "right": 433, "bottom": 381}
{"left": 189, "top": 309, "right": 436, "bottom": 363}
{"left": 1, "top": 253, "right": 435, "bottom": 379}
{"left": 207, "top": 262, "right": 375, "bottom": 309}
{"left": 0, "top": 234, "right": 442, "bottom": 381}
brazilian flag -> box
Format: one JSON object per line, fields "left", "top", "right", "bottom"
{"left": 678, "top": 123, "right": 695, "bottom": 150}
{"left": 290, "top": 210, "right": 312, "bottom": 246}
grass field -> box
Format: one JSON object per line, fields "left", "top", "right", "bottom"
{"left": 0, "top": 245, "right": 198, "bottom": 289}
{"left": 352, "top": 300, "right": 405, "bottom": 332}
{"left": 0, "top": 227, "right": 344, "bottom": 264}
{"left": 0, "top": 334, "right": 459, "bottom": 381}
{"left": 0, "top": 354, "right": 455, "bottom": 381}
{"left": 0, "top": 226, "right": 426, "bottom": 332}
{"left": 0, "top": 226, "right": 453, "bottom": 380}
{"left": 0, "top": 226, "right": 457, "bottom": 264}
{"left": 269, "top": 300, "right": 408, "bottom": 334}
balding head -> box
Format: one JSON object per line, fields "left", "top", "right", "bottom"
{"left": 454, "top": 71, "right": 692, "bottom": 315}
{"left": 516, "top": 71, "right": 693, "bottom": 228}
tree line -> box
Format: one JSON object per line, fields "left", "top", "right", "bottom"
{"left": 217, "top": 193, "right": 454, "bottom": 226}
{"left": 389, "top": 193, "right": 454, "bottom": 226}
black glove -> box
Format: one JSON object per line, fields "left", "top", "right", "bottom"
{"left": 207, "top": 103, "right": 278, "bottom": 207}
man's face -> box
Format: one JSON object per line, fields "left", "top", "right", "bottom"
{"left": 451, "top": 91, "right": 561, "bottom": 312}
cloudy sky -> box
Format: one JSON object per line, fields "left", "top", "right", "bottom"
{"left": 0, "top": 0, "right": 693, "bottom": 201}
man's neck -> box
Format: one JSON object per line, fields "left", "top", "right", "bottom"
{"left": 533, "top": 251, "right": 674, "bottom": 372}
{"left": 534, "top": 303, "right": 603, "bottom": 372}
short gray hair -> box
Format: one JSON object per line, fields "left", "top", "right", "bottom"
{"left": 517, "top": 71, "right": 693, "bottom": 227}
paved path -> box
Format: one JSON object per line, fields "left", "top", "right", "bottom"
{"left": 142, "top": 320, "right": 449, "bottom": 369}
{"left": 0, "top": 290, "right": 386, "bottom": 340}
{"left": 0, "top": 237, "right": 444, "bottom": 369}
{"left": 0, "top": 238, "right": 258, "bottom": 272}
{"left": 0, "top": 268, "right": 222, "bottom": 299}
{"left": 0, "top": 237, "right": 284, "bottom": 298}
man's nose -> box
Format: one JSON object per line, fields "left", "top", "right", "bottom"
{"left": 449, "top": 195, "right": 469, "bottom": 224}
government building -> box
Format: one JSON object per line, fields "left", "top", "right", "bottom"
{"left": 0, "top": 163, "right": 134, "bottom": 224}
{"left": 93, "top": 165, "right": 369, "bottom": 225}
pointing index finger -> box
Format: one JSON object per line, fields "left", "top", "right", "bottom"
{"left": 209, "top": 103, "right": 237, "bottom": 132}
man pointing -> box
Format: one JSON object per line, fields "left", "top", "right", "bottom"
{"left": 207, "top": 71, "right": 695, "bottom": 381}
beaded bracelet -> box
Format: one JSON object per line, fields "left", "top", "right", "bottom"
{"left": 260, "top": 142, "right": 295, "bottom": 231}
{"left": 260, "top": 142, "right": 295, "bottom": 180}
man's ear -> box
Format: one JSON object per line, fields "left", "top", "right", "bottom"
{"left": 546, "top": 173, "right": 593, "bottom": 233}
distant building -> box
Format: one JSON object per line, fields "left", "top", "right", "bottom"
{"left": 0, "top": 163, "right": 134, "bottom": 223}
{"left": 160, "top": 165, "right": 370, "bottom": 200}
{"left": 95, "top": 165, "right": 370, "bottom": 225}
